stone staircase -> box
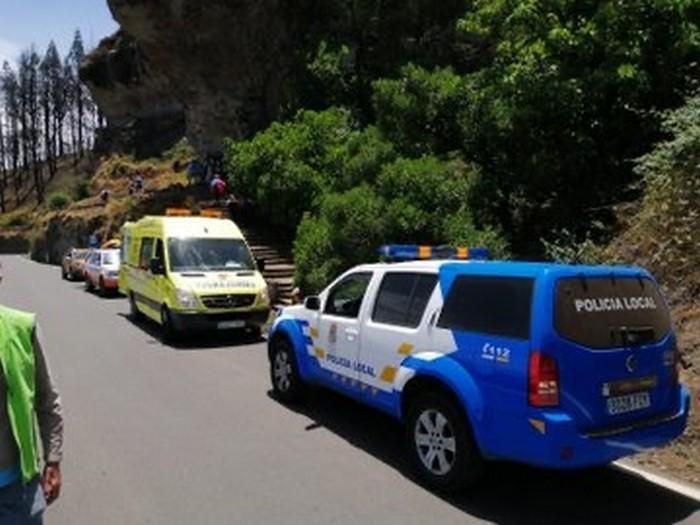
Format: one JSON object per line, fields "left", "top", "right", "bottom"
{"left": 239, "top": 226, "right": 296, "bottom": 306}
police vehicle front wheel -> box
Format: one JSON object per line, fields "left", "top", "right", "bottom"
{"left": 405, "top": 391, "right": 483, "bottom": 493}
{"left": 270, "top": 336, "right": 305, "bottom": 403}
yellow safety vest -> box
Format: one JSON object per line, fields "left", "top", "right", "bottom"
{"left": 0, "top": 305, "right": 40, "bottom": 483}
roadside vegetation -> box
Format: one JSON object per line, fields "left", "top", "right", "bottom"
{"left": 225, "top": 0, "right": 699, "bottom": 292}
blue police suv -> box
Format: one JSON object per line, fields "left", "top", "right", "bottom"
{"left": 268, "top": 246, "right": 690, "bottom": 491}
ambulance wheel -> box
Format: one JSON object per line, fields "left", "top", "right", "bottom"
{"left": 129, "top": 292, "right": 143, "bottom": 322}
{"left": 160, "top": 305, "right": 180, "bottom": 343}
{"left": 405, "top": 391, "right": 483, "bottom": 493}
{"left": 270, "top": 335, "right": 304, "bottom": 403}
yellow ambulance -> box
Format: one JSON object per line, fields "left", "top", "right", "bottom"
{"left": 119, "top": 211, "right": 270, "bottom": 340}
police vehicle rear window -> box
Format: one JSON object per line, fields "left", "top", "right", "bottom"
{"left": 555, "top": 276, "right": 671, "bottom": 349}
{"left": 372, "top": 272, "right": 437, "bottom": 328}
{"left": 437, "top": 276, "right": 534, "bottom": 339}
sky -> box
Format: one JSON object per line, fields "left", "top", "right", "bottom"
{"left": 0, "top": 0, "right": 119, "bottom": 67}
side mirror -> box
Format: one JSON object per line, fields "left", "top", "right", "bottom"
{"left": 150, "top": 258, "right": 165, "bottom": 275}
{"left": 256, "top": 257, "right": 265, "bottom": 272}
{"left": 304, "top": 296, "right": 321, "bottom": 311}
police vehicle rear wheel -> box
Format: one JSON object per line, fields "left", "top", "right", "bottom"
{"left": 270, "top": 336, "right": 304, "bottom": 403}
{"left": 405, "top": 391, "right": 483, "bottom": 492}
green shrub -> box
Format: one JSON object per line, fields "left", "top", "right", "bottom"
{"left": 293, "top": 215, "right": 343, "bottom": 294}
{"left": 0, "top": 213, "right": 30, "bottom": 228}
{"left": 444, "top": 210, "right": 511, "bottom": 260}
{"left": 73, "top": 179, "right": 90, "bottom": 200}
{"left": 47, "top": 192, "right": 72, "bottom": 211}
{"left": 225, "top": 108, "right": 395, "bottom": 234}
{"left": 377, "top": 156, "right": 479, "bottom": 243}
{"left": 294, "top": 185, "right": 387, "bottom": 293}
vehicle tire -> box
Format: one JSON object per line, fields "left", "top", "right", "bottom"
{"left": 405, "top": 391, "right": 484, "bottom": 493}
{"left": 84, "top": 276, "right": 94, "bottom": 292}
{"left": 269, "top": 335, "right": 305, "bottom": 403}
{"left": 160, "top": 305, "right": 179, "bottom": 343}
{"left": 61, "top": 268, "right": 68, "bottom": 280}
{"left": 129, "top": 292, "right": 143, "bottom": 322}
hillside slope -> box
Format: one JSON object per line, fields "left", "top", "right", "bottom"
{"left": 606, "top": 95, "right": 700, "bottom": 484}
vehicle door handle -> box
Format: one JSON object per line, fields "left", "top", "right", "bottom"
{"left": 344, "top": 328, "right": 359, "bottom": 341}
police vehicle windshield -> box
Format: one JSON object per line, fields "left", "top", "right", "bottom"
{"left": 167, "top": 238, "right": 255, "bottom": 273}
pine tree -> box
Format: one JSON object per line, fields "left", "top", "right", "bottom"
{"left": 40, "top": 41, "right": 62, "bottom": 178}
{"left": 2, "top": 61, "right": 22, "bottom": 206}
{"left": 0, "top": 112, "right": 6, "bottom": 213}
{"left": 18, "top": 48, "right": 43, "bottom": 203}
{"left": 68, "top": 30, "right": 86, "bottom": 158}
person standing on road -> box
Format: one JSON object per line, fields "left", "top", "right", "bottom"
{"left": 0, "top": 263, "right": 63, "bottom": 524}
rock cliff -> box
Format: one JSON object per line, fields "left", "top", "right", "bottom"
{"left": 83, "top": 0, "right": 304, "bottom": 156}
{"left": 82, "top": 0, "right": 471, "bottom": 156}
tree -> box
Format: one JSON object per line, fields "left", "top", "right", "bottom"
{"left": 68, "top": 30, "right": 86, "bottom": 157}
{"left": 18, "top": 48, "right": 43, "bottom": 203}
{"left": 2, "top": 61, "right": 22, "bottom": 206}
{"left": 40, "top": 41, "right": 62, "bottom": 177}
{"left": 0, "top": 112, "right": 6, "bottom": 213}
{"left": 456, "top": 0, "right": 700, "bottom": 254}
{"left": 61, "top": 59, "right": 74, "bottom": 158}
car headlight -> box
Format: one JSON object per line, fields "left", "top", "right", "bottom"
{"left": 176, "top": 289, "right": 198, "bottom": 309}
{"left": 259, "top": 285, "right": 270, "bottom": 304}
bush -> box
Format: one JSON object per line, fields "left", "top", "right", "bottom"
{"left": 225, "top": 108, "right": 395, "bottom": 234}
{"left": 0, "top": 213, "right": 30, "bottom": 228}
{"left": 293, "top": 177, "right": 511, "bottom": 292}
{"left": 73, "top": 179, "right": 90, "bottom": 200}
{"left": 377, "top": 156, "right": 479, "bottom": 243}
{"left": 294, "top": 185, "right": 387, "bottom": 293}
{"left": 47, "top": 192, "right": 72, "bottom": 211}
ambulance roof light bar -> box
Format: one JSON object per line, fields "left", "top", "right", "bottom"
{"left": 378, "top": 245, "right": 491, "bottom": 262}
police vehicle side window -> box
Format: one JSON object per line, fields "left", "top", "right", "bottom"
{"left": 324, "top": 273, "right": 372, "bottom": 318}
{"left": 372, "top": 273, "right": 437, "bottom": 328}
{"left": 139, "top": 238, "right": 154, "bottom": 270}
{"left": 438, "top": 276, "right": 534, "bottom": 339}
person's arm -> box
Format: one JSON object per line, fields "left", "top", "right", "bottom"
{"left": 33, "top": 325, "right": 63, "bottom": 504}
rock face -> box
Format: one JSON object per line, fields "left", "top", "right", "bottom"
{"left": 84, "top": 0, "right": 304, "bottom": 155}
{"left": 80, "top": 31, "right": 186, "bottom": 158}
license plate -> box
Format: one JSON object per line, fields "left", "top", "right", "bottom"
{"left": 606, "top": 392, "right": 651, "bottom": 415}
{"left": 217, "top": 320, "right": 245, "bottom": 330}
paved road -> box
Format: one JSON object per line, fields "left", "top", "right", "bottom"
{"left": 0, "top": 255, "right": 698, "bottom": 525}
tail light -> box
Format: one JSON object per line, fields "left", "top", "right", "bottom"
{"left": 529, "top": 351, "right": 560, "bottom": 407}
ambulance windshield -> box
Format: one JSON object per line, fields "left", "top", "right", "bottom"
{"left": 168, "top": 238, "right": 255, "bottom": 273}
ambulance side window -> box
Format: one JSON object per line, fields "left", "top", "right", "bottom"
{"left": 139, "top": 238, "right": 154, "bottom": 270}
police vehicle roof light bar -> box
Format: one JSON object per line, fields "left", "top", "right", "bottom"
{"left": 378, "top": 245, "right": 491, "bottom": 262}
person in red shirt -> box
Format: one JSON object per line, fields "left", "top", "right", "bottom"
{"left": 210, "top": 174, "right": 228, "bottom": 204}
